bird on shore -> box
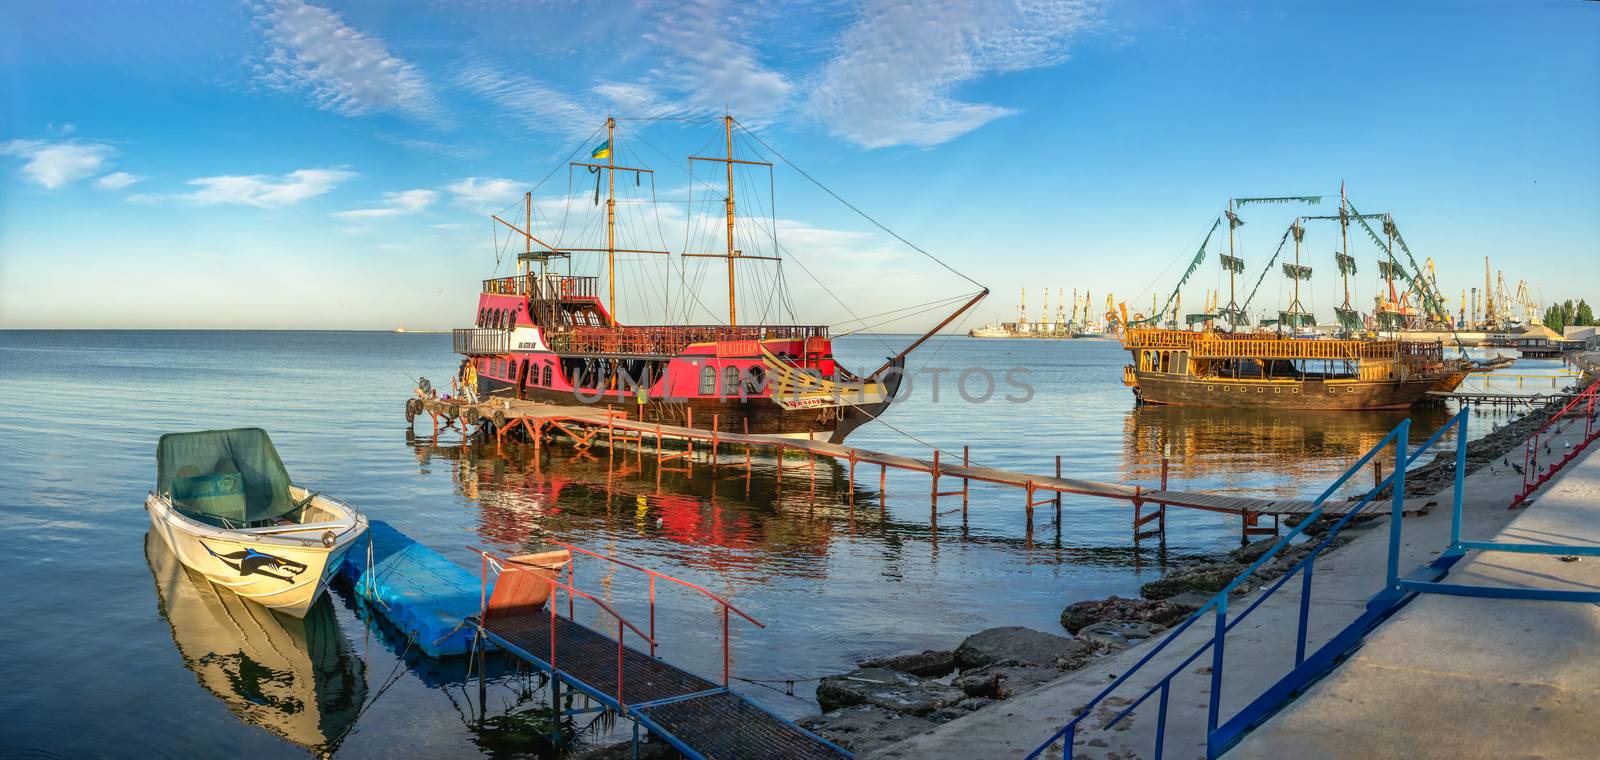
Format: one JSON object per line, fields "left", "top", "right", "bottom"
{"left": 1511, "top": 462, "right": 1525, "bottom": 475}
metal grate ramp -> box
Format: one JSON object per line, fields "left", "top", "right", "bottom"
{"left": 486, "top": 612, "right": 715, "bottom": 705}
{"left": 480, "top": 613, "right": 850, "bottom": 758}
{"left": 637, "top": 690, "right": 848, "bottom": 760}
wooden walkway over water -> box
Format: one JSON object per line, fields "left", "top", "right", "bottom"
{"left": 414, "top": 397, "right": 1338, "bottom": 541}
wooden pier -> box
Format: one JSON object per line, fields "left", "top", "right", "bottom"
{"left": 407, "top": 396, "right": 1369, "bottom": 542}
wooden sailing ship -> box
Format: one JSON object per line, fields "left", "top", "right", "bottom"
{"left": 452, "top": 116, "right": 985, "bottom": 441}
{"left": 1121, "top": 188, "right": 1463, "bottom": 410}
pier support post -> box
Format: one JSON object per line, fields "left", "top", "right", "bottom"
{"left": 848, "top": 450, "right": 857, "bottom": 510}
{"left": 880, "top": 463, "right": 887, "bottom": 508}
{"left": 712, "top": 414, "right": 720, "bottom": 468}
{"left": 931, "top": 449, "right": 940, "bottom": 519}
{"left": 962, "top": 445, "right": 970, "bottom": 516}
{"left": 1132, "top": 486, "right": 1144, "bottom": 545}
{"left": 550, "top": 674, "right": 562, "bottom": 748}
{"left": 1054, "top": 454, "right": 1063, "bottom": 516}
{"left": 476, "top": 635, "right": 486, "bottom": 722}
{"left": 1025, "top": 480, "right": 1035, "bottom": 533}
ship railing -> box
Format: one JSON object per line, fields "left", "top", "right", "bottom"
{"left": 482, "top": 274, "right": 599, "bottom": 299}
{"left": 1124, "top": 329, "right": 1445, "bottom": 363}
{"left": 1026, "top": 409, "right": 1479, "bottom": 759}
{"left": 547, "top": 324, "right": 828, "bottom": 356}
{"left": 453, "top": 327, "right": 510, "bottom": 355}
{"left": 546, "top": 541, "right": 764, "bottom": 686}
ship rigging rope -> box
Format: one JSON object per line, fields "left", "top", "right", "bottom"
{"left": 632, "top": 125, "right": 901, "bottom": 340}
{"left": 1238, "top": 224, "right": 1295, "bottom": 321}
{"left": 733, "top": 118, "right": 985, "bottom": 292}
{"left": 833, "top": 292, "right": 981, "bottom": 335}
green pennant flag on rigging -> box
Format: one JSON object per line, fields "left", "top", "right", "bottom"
{"left": 1234, "top": 195, "right": 1323, "bottom": 207}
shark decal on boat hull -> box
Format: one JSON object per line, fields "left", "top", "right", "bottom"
{"left": 201, "top": 542, "right": 308, "bottom": 583}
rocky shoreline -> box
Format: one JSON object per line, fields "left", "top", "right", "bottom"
{"left": 798, "top": 381, "right": 1592, "bottom": 755}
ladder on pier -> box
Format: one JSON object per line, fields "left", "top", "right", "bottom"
{"left": 470, "top": 547, "right": 849, "bottom": 760}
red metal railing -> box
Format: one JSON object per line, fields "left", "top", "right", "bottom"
{"left": 546, "top": 324, "right": 827, "bottom": 356}
{"left": 1512, "top": 375, "right": 1600, "bottom": 507}
{"left": 471, "top": 548, "right": 656, "bottom": 709}
{"left": 549, "top": 541, "right": 764, "bottom": 686}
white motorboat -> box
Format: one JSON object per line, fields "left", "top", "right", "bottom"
{"left": 145, "top": 428, "right": 368, "bottom": 618}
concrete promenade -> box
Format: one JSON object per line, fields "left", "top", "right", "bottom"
{"left": 1233, "top": 444, "right": 1600, "bottom": 759}
{"left": 871, "top": 415, "right": 1598, "bottom": 760}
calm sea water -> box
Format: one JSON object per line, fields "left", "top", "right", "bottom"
{"left": 0, "top": 330, "right": 1564, "bottom": 758}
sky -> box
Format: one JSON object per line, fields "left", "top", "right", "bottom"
{"left": 1, "top": 0, "right": 1597, "bottom": 331}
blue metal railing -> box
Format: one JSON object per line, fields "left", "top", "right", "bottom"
{"left": 1029, "top": 409, "right": 1473, "bottom": 759}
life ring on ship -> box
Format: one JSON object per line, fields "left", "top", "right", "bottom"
{"left": 560, "top": 280, "right": 575, "bottom": 297}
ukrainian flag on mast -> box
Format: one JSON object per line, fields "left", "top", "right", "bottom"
{"left": 591, "top": 140, "right": 611, "bottom": 160}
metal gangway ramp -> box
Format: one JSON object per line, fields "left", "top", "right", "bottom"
{"left": 469, "top": 544, "right": 849, "bottom": 759}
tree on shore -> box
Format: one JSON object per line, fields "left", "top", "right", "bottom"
{"left": 1542, "top": 298, "right": 1595, "bottom": 332}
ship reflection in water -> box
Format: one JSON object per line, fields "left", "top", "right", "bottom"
{"left": 145, "top": 531, "right": 367, "bottom": 754}
{"left": 409, "top": 431, "right": 863, "bottom": 567}
{"left": 1121, "top": 403, "right": 1456, "bottom": 498}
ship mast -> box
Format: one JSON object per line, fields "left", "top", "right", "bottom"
{"left": 607, "top": 117, "right": 616, "bottom": 321}
{"left": 723, "top": 115, "right": 737, "bottom": 324}
{"left": 1227, "top": 199, "right": 1237, "bottom": 312}
{"left": 685, "top": 115, "right": 775, "bottom": 326}
{"left": 1339, "top": 188, "right": 1350, "bottom": 309}
{"left": 1219, "top": 199, "right": 1244, "bottom": 328}
{"left": 1332, "top": 185, "right": 1360, "bottom": 332}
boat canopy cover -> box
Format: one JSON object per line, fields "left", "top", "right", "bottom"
{"left": 157, "top": 428, "right": 297, "bottom": 525}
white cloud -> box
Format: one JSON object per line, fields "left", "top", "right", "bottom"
{"left": 95, "top": 171, "right": 142, "bottom": 190}
{"left": 333, "top": 188, "right": 439, "bottom": 219}
{"left": 642, "top": 0, "right": 792, "bottom": 120}
{"left": 1, "top": 140, "right": 114, "bottom": 188}
{"left": 592, "top": 82, "right": 666, "bottom": 115}
{"left": 447, "top": 177, "right": 524, "bottom": 208}
{"left": 255, "top": 0, "right": 439, "bottom": 120}
{"left": 376, "top": 134, "right": 486, "bottom": 160}
{"left": 457, "top": 63, "right": 599, "bottom": 138}
{"left": 178, "top": 168, "right": 356, "bottom": 207}
{"left": 808, "top": 0, "right": 1103, "bottom": 148}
